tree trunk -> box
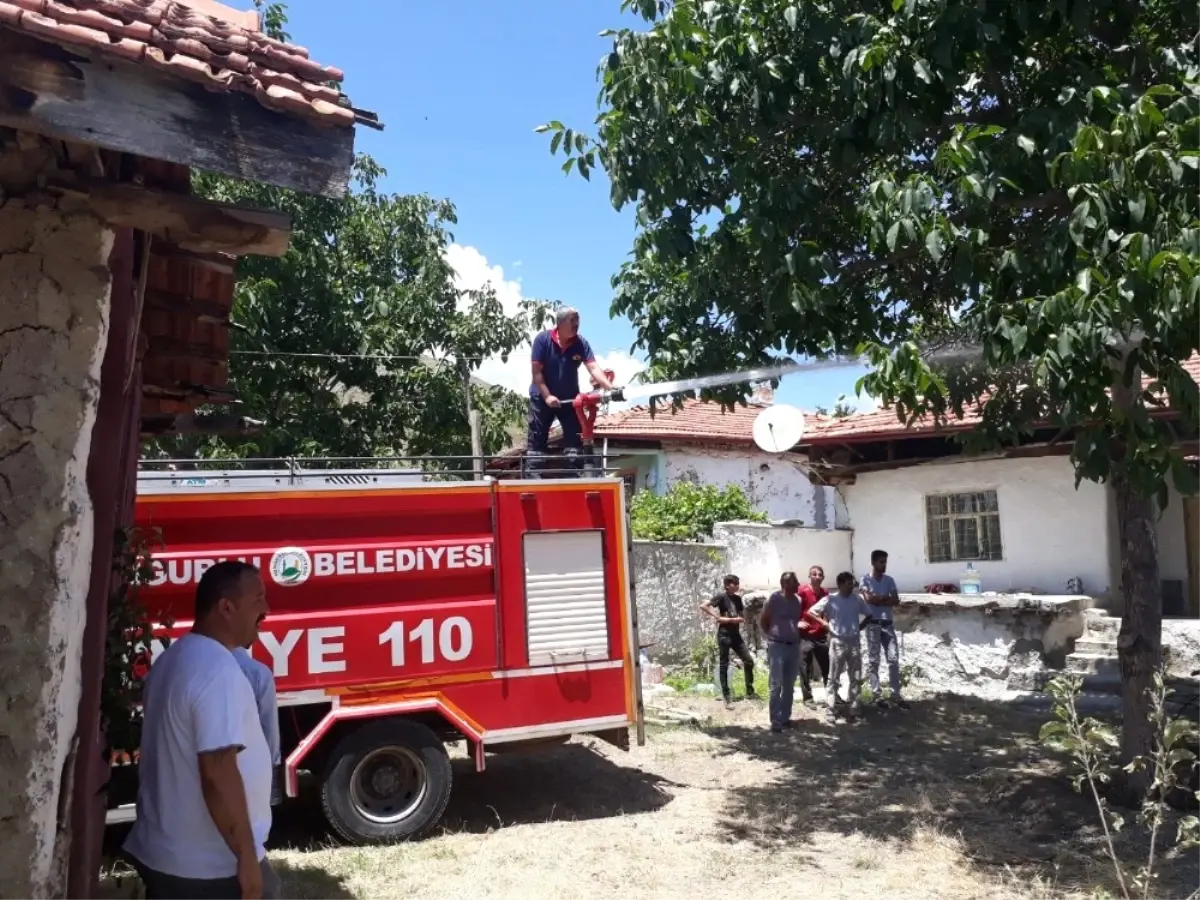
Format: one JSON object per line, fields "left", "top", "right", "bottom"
{"left": 1110, "top": 370, "right": 1165, "bottom": 807}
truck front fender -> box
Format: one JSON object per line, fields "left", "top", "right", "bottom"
{"left": 284, "top": 696, "right": 485, "bottom": 797}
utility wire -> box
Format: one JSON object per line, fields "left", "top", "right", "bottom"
{"left": 229, "top": 350, "right": 492, "bottom": 363}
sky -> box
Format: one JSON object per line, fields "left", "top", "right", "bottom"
{"left": 278, "top": 0, "right": 875, "bottom": 414}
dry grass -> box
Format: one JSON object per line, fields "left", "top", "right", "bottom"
{"left": 101, "top": 691, "right": 1199, "bottom": 900}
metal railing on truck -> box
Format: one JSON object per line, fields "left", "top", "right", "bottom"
{"left": 136, "top": 454, "right": 620, "bottom": 493}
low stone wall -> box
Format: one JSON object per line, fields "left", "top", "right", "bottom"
{"left": 1163, "top": 617, "right": 1200, "bottom": 677}
{"left": 893, "top": 594, "right": 1088, "bottom": 697}
{"left": 631, "top": 528, "right": 1112, "bottom": 693}
{"left": 632, "top": 540, "right": 727, "bottom": 662}
{"left": 714, "top": 521, "right": 852, "bottom": 591}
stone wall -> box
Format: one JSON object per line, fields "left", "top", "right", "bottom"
{"left": 662, "top": 444, "right": 830, "bottom": 524}
{"left": 892, "top": 594, "right": 1088, "bottom": 697}
{"left": 0, "top": 160, "right": 114, "bottom": 897}
{"left": 1163, "top": 617, "right": 1200, "bottom": 677}
{"left": 633, "top": 540, "right": 727, "bottom": 662}
{"left": 714, "top": 521, "right": 852, "bottom": 591}
{"left": 627, "top": 524, "right": 1156, "bottom": 702}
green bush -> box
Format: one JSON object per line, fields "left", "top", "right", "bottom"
{"left": 630, "top": 481, "right": 766, "bottom": 542}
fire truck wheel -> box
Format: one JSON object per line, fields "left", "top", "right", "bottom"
{"left": 321, "top": 719, "right": 453, "bottom": 844}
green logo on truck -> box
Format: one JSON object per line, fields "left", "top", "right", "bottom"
{"left": 269, "top": 547, "right": 312, "bottom": 587}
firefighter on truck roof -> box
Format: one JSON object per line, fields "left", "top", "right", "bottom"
{"left": 527, "top": 306, "right": 615, "bottom": 473}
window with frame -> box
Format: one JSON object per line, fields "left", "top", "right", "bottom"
{"left": 925, "top": 490, "right": 1003, "bottom": 563}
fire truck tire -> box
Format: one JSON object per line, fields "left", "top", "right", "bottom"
{"left": 320, "top": 719, "right": 453, "bottom": 844}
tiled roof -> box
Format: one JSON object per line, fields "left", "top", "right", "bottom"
{"left": 804, "top": 353, "right": 1200, "bottom": 444}
{"left": 0, "top": 0, "right": 377, "bottom": 128}
{"left": 592, "top": 398, "right": 775, "bottom": 443}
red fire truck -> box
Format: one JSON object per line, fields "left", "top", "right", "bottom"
{"left": 106, "top": 460, "right": 645, "bottom": 843}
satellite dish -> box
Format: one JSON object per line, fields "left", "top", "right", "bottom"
{"left": 752, "top": 404, "right": 806, "bottom": 454}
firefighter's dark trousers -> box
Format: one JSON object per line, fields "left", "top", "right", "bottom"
{"left": 526, "top": 396, "right": 582, "bottom": 452}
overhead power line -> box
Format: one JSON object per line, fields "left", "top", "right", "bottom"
{"left": 229, "top": 350, "right": 491, "bottom": 363}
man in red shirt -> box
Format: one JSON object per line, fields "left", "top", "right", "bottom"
{"left": 798, "top": 565, "right": 831, "bottom": 705}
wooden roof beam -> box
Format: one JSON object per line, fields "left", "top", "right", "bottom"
{"left": 0, "top": 31, "right": 355, "bottom": 198}
{"left": 141, "top": 412, "right": 264, "bottom": 438}
{"left": 82, "top": 183, "right": 291, "bottom": 257}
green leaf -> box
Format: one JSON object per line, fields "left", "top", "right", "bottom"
{"left": 1010, "top": 324, "right": 1028, "bottom": 355}
{"left": 550, "top": 131, "right": 564, "bottom": 155}
{"left": 1039, "top": 721, "right": 1070, "bottom": 742}
{"left": 913, "top": 58, "right": 932, "bottom": 84}
{"left": 784, "top": 5, "right": 798, "bottom": 29}
{"left": 1017, "top": 135, "right": 1036, "bottom": 156}
{"left": 886, "top": 221, "right": 901, "bottom": 252}
{"left": 925, "top": 229, "right": 944, "bottom": 262}
{"left": 1129, "top": 193, "right": 1146, "bottom": 224}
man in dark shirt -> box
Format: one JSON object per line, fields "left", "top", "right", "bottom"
{"left": 527, "top": 306, "right": 615, "bottom": 473}
{"left": 700, "top": 574, "right": 757, "bottom": 709}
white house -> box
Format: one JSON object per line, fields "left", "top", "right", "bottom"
{"left": 798, "top": 358, "right": 1200, "bottom": 617}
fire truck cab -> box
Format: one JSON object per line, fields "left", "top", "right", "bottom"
{"left": 106, "top": 462, "right": 645, "bottom": 844}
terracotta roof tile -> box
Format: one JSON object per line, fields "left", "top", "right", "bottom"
{"left": 591, "top": 398, "right": 773, "bottom": 443}
{"left": 804, "top": 353, "right": 1200, "bottom": 444}
{"left": 0, "top": 0, "right": 378, "bottom": 128}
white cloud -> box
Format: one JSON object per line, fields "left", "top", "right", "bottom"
{"left": 850, "top": 391, "right": 881, "bottom": 413}
{"left": 446, "top": 243, "right": 645, "bottom": 405}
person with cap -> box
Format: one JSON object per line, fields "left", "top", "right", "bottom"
{"left": 527, "top": 306, "right": 615, "bottom": 474}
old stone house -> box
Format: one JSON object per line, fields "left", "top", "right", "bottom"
{"left": 0, "top": 1, "right": 375, "bottom": 895}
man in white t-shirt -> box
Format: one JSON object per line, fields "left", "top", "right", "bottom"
{"left": 124, "top": 561, "right": 277, "bottom": 899}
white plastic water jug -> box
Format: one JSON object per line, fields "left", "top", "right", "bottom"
{"left": 960, "top": 563, "right": 982, "bottom": 595}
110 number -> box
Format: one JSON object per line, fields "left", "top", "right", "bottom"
{"left": 378, "top": 617, "right": 473, "bottom": 668}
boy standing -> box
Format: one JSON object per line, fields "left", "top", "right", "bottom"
{"left": 861, "top": 549, "right": 909, "bottom": 709}
{"left": 759, "top": 571, "right": 804, "bottom": 733}
{"left": 812, "top": 572, "right": 874, "bottom": 723}
{"left": 700, "top": 574, "right": 757, "bottom": 709}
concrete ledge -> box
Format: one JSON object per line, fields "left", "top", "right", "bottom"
{"left": 898, "top": 593, "right": 1090, "bottom": 615}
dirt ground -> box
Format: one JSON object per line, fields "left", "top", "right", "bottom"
{"left": 101, "top": 691, "right": 1198, "bottom": 900}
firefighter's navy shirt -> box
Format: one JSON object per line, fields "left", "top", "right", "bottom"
{"left": 529, "top": 328, "right": 595, "bottom": 400}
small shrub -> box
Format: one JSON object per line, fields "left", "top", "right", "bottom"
{"left": 630, "top": 481, "right": 766, "bottom": 542}
{"left": 689, "top": 633, "right": 719, "bottom": 677}
{"left": 1039, "top": 671, "right": 1199, "bottom": 900}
